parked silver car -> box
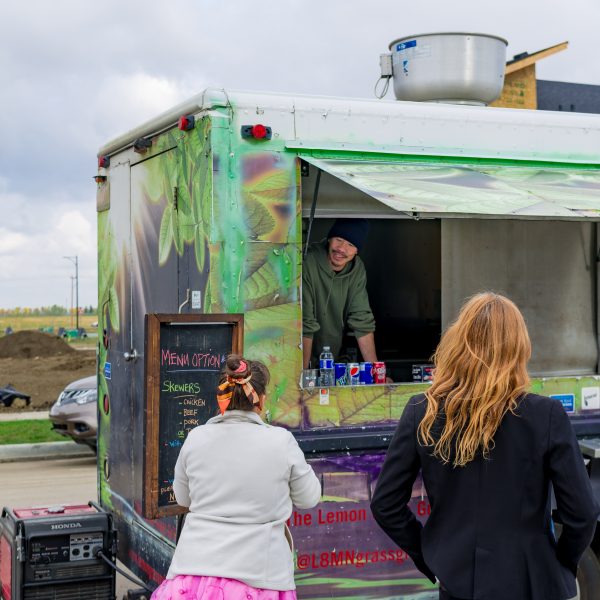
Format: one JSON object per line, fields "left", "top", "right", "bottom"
{"left": 49, "top": 375, "right": 97, "bottom": 450}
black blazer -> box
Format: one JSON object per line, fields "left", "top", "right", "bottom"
{"left": 371, "top": 393, "right": 599, "bottom": 600}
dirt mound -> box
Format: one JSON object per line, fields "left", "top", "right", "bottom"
{"left": 0, "top": 351, "right": 96, "bottom": 412}
{"left": 56, "top": 352, "right": 96, "bottom": 370}
{"left": 0, "top": 330, "right": 75, "bottom": 359}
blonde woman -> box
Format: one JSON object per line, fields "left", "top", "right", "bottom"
{"left": 371, "top": 292, "right": 599, "bottom": 600}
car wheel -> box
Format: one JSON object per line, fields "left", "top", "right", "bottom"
{"left": 576, "top": 547, "right": 600, "bottom": 600}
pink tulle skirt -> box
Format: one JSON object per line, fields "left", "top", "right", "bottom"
{"left": 151, "top": 575, "right": 297, "bottom": 600}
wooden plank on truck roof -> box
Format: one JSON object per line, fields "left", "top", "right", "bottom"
{"left": 505, "top": 41, "right": 568, "bottom": 75}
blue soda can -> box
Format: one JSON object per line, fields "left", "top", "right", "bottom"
{"left": 334, "top": 363, "right": 347, "bottom": 385}
{"left": 359, "top": 362, "right": 374, "bottom": 385}
{"left": 346, "top": 363, "right": 360, "bottom": 385}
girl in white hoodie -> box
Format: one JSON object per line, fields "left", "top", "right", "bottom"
{"left": 151, "top": 355, "right": 322, "bottom": 600}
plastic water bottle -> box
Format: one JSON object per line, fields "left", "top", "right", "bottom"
{"left": 319, "top": 346, "right": 335, "bottom": 387}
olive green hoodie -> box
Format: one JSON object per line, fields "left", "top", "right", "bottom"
{"left": 302, "top": 241, "right": 375, "bottom": 363}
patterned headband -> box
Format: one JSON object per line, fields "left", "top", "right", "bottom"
{"left": 216, "top": 360, "right": 260, "bottom": 415}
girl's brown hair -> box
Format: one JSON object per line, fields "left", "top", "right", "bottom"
{"left": 418, "top": 292, "right": 531, "bottom": 467}
{"left": 219, "top": 354, "right": 270, "bottom": 411}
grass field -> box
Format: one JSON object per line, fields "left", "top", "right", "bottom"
{"left": 0, "top": 314, "right": 98, "bottom": 340}
{"left": 0, "top": 420, "right": 66, "bottom": 445}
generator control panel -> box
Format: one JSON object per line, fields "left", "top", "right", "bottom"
{"left": 29, "top": 531, "right": 104, "bottom": 564}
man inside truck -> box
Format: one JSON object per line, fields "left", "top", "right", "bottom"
{"left": 302, "top": 218, "right": 381, "bottom": 369}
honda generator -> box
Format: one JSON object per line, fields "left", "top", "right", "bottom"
{"left": 0, "top": 502, "right": 116, "bottom": 600}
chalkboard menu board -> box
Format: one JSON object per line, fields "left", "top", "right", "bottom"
{"left": 143, "top": 313, "right": 243, "bottom": 518}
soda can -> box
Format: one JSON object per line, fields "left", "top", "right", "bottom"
{"left": 422, "top": 365, "right": 434, "bottom": 383}
{"left": 412, "top": 364, "right": 423, "bottom": 382}
{"left": 334, "top": 363, "right": 347, "bottom": 386}
{"left": 413, "top": 364, "right": 434, "bottom": 383}
{"left": 346, "top": 363, "right": 360, "bottom": 385}
{"left": 373, "top": 361, "right": 386, "bottom": 384}
{"left": 359, "top": 362, "right": 374, "bottom": 385}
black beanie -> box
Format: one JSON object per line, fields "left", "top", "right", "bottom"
{"left": 327, "top": 219, "right": 369, "bottom": 252}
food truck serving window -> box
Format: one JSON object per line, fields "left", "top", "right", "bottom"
{"left": 299, "top": 155, "right": 600, "bottom": 380}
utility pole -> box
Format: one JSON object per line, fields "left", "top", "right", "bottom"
{"left": 70, "top": 276, "right": 75, "bottom": 327}
{"left": 63, "top": 256, "right": 79, "bottom": 330}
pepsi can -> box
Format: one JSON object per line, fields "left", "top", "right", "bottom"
{"left": 346, "top": 363, "right": 360, "bottom": 385}
{"left": 334, "top": 363, "right": 347, "bottom": 386}
{"left": 359, "top": 362, "right": 374, "bottom": 385}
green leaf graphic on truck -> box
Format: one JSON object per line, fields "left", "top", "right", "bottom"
{"left": 145, "top": 119, "right": 212, "bottom": 271}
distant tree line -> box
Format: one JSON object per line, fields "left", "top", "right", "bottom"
{"left": 0, "top": 305, "right": 97, "bottom": 316}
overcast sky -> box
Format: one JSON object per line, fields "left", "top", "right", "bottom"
{"left": 1, "top": 0, "right": 599, "bottom": 310}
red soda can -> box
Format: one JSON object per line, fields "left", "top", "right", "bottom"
{"left": 373, "top": 361, "right": 386, "bottom": 384}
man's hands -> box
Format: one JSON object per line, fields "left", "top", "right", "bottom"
{"left": 358, "top": 333, "right": 393, "bottom": 383}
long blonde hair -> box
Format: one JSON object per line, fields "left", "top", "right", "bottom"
{"left": 418, "top": 292, "right": 531, "bottom": 467}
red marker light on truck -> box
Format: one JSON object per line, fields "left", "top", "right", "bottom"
{"left": 252, "top": 124, "right": 268, "bottom": 139}
{"left": 178, "top": 115, "right": 195, "bottom": 131}
{"left": 241, "top": 124, "right": 272, "bottom": 140}
{"left": 98, "top": 155, "right": 110, "bottom": 168}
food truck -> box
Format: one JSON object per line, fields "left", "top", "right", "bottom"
{"left": 96, "top": 85, "right": 600, "bottom": 598}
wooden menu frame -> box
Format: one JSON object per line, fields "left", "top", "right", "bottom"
{"left": 143, "top": 313, "right": 244, "bottom": 519}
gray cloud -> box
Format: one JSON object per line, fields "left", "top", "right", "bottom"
{"left": 1, "top": 0, "right": 599, "bottom": 307}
